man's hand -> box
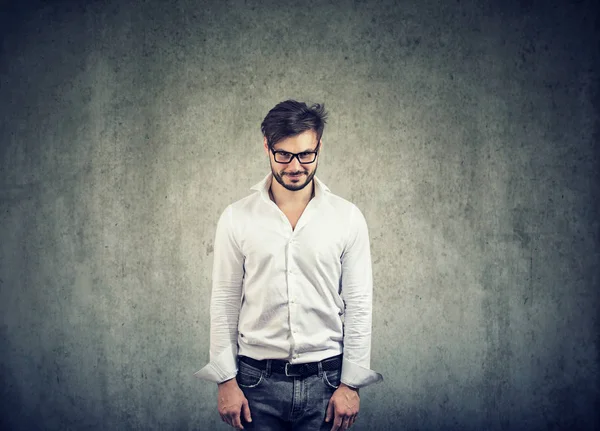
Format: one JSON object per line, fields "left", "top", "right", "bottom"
{"left": 217, "top": 378, "right": 252, "bottom": 430}
{"left": 325, "top": 382, "right": 360, "bottom": 430}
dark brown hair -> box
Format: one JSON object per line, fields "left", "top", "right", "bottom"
{"left": 261, "top": 100, "right": 328, "bottom": 150}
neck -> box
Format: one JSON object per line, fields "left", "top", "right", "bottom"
{"left": 269, "top": 178, "right": 315, "bottom": 207}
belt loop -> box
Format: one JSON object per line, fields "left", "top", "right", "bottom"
{"left": 318, "top": 360, "right": 323, "bottom": 377}
{"left": 265, "top": 359, "right": 272, "bottom": 377}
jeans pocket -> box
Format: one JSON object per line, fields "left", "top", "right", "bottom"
{"left": 236, "top": 361, "right": 264, "bottom": 388}
{"left": 322, "top": 369, "right": 341, "bottom": 390}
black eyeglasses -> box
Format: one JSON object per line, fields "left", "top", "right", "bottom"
{"left": 270, "top": 141, "right": 321, "bottom": 164}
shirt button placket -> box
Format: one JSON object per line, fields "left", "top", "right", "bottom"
{"left": 288, "top": 235, "right": 297, "bottom": 354}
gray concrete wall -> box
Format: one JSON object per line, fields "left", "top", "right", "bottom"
{"left": 0, "top": 0, "right": 598, "bottom": 430}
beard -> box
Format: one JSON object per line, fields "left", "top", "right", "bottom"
{"left": 271, "top": 164, "right": 318, "bottom": 192}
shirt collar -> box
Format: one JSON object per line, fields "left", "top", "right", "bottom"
{"left": 250, "top": 171, "right": 330, "bottom": 201}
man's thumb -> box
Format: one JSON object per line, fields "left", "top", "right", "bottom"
{"left": 325, "top": 399, "right": 333, "bottom": 422}
{"left": 242, "top": 399, "right": 252, "bottom": 422}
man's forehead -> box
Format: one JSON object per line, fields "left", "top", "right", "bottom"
{"left": 273, "top": 145, "right": 318, "bottom": 153}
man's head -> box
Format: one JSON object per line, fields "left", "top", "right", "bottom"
{"left": 261, "top": 100, "right": 328, "bottom": 192}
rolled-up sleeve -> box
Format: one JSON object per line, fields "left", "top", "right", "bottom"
{"left": 194, "top": 205, "right": 245, "bottom": 384}
{"left": 339, "top": 205, "right": 383, "bottom": 389}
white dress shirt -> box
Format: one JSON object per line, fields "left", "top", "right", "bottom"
{"left": 194, "top": 172, "right": 383, "bottom": 388}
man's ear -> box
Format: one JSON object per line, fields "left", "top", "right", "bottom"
{"left": 263, "top": 137, "right": 269, "bottom": 155}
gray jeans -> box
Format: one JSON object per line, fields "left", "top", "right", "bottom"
{"left": 235, "top": 357, "right": 341, "bottom": 431}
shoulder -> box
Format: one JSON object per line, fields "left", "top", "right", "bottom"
{"left": 321, "top": 189, "right": 359, "bottom": 216}
{"left": 323, "top": 191, "right": 367, "bottom": 226}
{"left": 226, "top": 191, "right": 263, "bottom": 218}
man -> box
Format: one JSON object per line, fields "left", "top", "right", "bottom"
{"left": 195, "top": 100, "right": 383, "bottom": 431}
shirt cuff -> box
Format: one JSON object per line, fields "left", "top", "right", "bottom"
{"left": 193, "top": 345, "right": 238, "bottom": 384}
{"left": 340, "top": 357, "right": 384, "bottom": 389}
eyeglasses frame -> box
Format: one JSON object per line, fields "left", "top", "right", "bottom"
{"left": 269, "top": 140, "right": 321, "bottom": 164}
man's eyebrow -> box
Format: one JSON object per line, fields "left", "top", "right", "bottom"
{"left": 274, "top": 146, "right": 317, "bottom": 153}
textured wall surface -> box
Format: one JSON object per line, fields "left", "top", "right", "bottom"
{"left": 0, "top": 0, "right": 598, "bottom": 430}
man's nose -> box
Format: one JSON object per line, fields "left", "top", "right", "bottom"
{"left": 287, "top": 156, "right": 303, "bottom": 170}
